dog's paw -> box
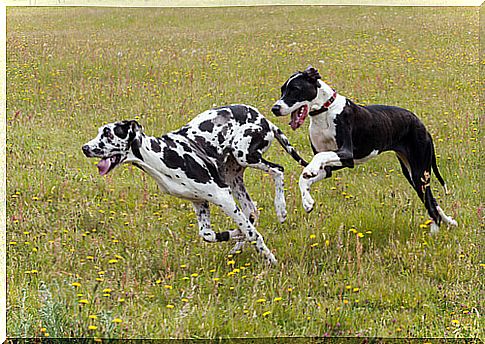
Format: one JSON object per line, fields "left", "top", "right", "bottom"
{"left": 302, "top": 193, "right": 315, "bottom": 213}
{"left": 429, "top": 222, "right": 440, "bottom": 235}
{"left": 229, "top": 229, "right": 246, "bottom": 241}
{"left": 448, "top": 218, "right": 458, "bottom": 227}
{"left": 201, "top": 231, "right": 218, "bottom": 242}
{"left": 276, "top": 208, "right": 287, "bottom": 223}
{"left": 443, "top": 216, "right": 458, "bottom": 227}
{"left": 229, "top": 241, "right": 246, "bottom": 255}
{"left": 265, "top": 252, "right": 278, "bottom": 266}
{"left": 274, "top": 198, "right": 287, "bottom": 223}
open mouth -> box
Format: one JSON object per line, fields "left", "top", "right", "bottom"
{"left": 97, "top": 155, "right": 123, "bottom": 176}
{"left": 289, "top": 105, "right": 309, "bottom": 130}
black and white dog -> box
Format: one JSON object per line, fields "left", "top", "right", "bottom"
{"left": 271, "top": 66, "right": 457, "bottom": 233}
{"left": 82, "top": 105, "right": 308, "bottom": 265}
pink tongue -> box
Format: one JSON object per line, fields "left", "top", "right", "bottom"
{"left": 290, "top": 118, "right": 299, "bottom": 130}
{"left": 97, "top": 158, "right": 111, "bottom": 176}
{"left": 290, "top": 110, "right": 305, "bottom": 130}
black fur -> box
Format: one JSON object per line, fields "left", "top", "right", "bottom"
{"left": 273, "top": 69, "right": 456, "bottom": 229}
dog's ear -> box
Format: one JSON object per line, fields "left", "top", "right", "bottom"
{"left": 126, "top": 119, "right": 144, "bottom": 159}
{"left": 129, "top": 120, "right": 143, "bottom": 134}
{"left": 114, "top": 121, "right": 130, "bottom": 139}
{"left": 304, "top": 65, "right": 321, "bottom": 82}
{"left": 114, "top": 120, "right": 143, "bottom": 139}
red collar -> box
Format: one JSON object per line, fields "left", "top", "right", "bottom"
{"left": 309, "top": 90, "right": 337, "bottom": 116}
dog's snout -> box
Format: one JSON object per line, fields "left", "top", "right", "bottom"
{"left": 271, "top": 104, "right": 282, "bottom": 116}
{"left": 82, "top": 145, "right": 92, "bottom": 157}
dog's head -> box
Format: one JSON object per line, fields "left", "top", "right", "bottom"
{"left": 82, "top": 120, "right": 143, "bottom": 176}
{"left": 271, "top": 66, "right": 323, "bottom": 130}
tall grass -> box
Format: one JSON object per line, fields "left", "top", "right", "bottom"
{"left": 6, "top": 6, "right": 482, "bottom": 339}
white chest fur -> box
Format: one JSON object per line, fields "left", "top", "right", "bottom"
{"left": 308, "top": 95, "right": 345, "bottom": 152}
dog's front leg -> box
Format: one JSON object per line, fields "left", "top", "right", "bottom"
{"left": 299, "top": 168, "right": 328, "bottom": 213}
{"left": 299, "top": 151, "right": 352, "bottom": 213}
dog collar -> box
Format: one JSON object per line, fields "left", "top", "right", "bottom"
{"left": 309, "top": 90, "right": 337, "bottom": 116}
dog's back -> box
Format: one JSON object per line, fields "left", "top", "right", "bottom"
{"left": 344, "top": 100, "right": 427, "bottom": 154}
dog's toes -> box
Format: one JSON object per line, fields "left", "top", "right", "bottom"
{"left": 448, "top": 218, "right": 458, "bottom": 227}
{"left": 202, "top": 231, "right": 218, "bottom": 242}
{"left": 277, "top": 210, "right": 287, "bottom": 223}
{"left": 301, "top": 191, "right": 315, "bottom": 213}
{"left": 229, "top": 241, "right": 246, "bottom": 254}
{"left": 430, "top": 222, "right": 440, "bottom": 234}
{"left": 231, "top": 234, "right": 246, "bottom": 242}
{"left": 265, "top": 253, "right": 278, "bottom": 266}
{"left": 302, "top": 199, "right": 315, "bottom": 213}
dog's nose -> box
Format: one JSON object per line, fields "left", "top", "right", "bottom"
{"left": 271, "top": 104, "right": 281, "bottom": 116}
{"left": 82, "top": 145, "right": 91, "bottom": 157}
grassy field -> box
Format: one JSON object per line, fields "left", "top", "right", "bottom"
{"left": 6, "top": 6, "right": 482, "bottom": 339}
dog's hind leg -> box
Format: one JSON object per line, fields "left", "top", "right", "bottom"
{"left": 227, "top": 169, "right": 252, "bottom": 254}
{"left": 192, "top": 201, "right": 244, "bottom": 243}
{"left": 224, "top": 157, "right": 259, "bottom": 224}
{"left": 224, "top": 158, "right": 259, "bottom": 254}
{"left": 396, "top": 152, "right": 414, "bottom": 187}
{"left": 405, "top": 148, "right": 457, "bottom": 233}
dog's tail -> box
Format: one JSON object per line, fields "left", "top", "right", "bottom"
{"left": 270, "top": 123, "right": 308, "bottom": 167}
{"left": 431, "top": 140, "right": 449, "bottom": 194}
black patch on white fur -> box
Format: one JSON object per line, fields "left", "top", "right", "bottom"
{"left": 175, "top": 126, "right": 189, "bottom": 136}
{"left": 193, "top": 136, "right": 220, "bottom": 159}
{"left": 247, "top": 107, "right": 260, "bottom": 123}
{"left": 179, "top": 140, "right": 193, "bottom": 153}
{"left": 131, "top": 137, "right": 144, "bottom": 161}
{"left": 217, "top": 132, "right": 225, "bottom": 144}
{"left": 199, "top": 120, "right": 214, "bottom": 132}
{"left": 244, "top": 129, "right": 268, "bottom": 164}
{"left": 114, "top": 122, "right": 130, "bottom": 139}
{"left": 163, "top": 147, "right": 185, "bottom": 170}
{"left": 228, "top": 105, "right": 247, "bottom": 125}
{"left": 151, "top": 139, "right": 161, "bottom": 153}
{"left": 162, "top": 135, "right": 177, "bottom": 148}
{"left": 182, "top": 154, "right": 211, "bottom": 183}
{"left": 215, "top": 231, "right": 230, "bottom": 241}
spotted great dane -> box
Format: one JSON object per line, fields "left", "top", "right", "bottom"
{"left": 82, "top": 105, "right": 308, "bottom": 265}
{"left": 271, "top": 66, "right": 457, "bottom": 233}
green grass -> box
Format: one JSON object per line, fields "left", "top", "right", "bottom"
{"left": 6, "top": 6, "right": 482, "bottom": 339}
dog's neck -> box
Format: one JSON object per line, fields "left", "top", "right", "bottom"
{"left": 308, "top": 80, "right": 346, "bottom": 131}
{"left": 309, "top": 80, "right": 339, "bottom": 116}
{"left": 124, "top": 133, "right": 178, "bottom": 194}
{"left": 126, "top": 133, "right": 150, "bottom": 164}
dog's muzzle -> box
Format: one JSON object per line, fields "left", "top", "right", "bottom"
{"left": 271, "top": 104, "right": 282, "bottom": 116}
{"left": 82, "top": 145, "right": 93, "bottom": 157}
